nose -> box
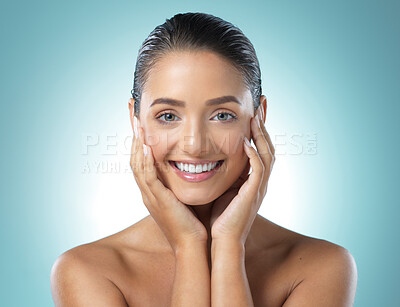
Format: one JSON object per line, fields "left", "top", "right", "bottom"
{"left": 180, "top": 118, "right": 208, "bottom": 156}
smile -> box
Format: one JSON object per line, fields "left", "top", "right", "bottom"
{"left": 168, "top": 160, "right": 224, "bottom": 182}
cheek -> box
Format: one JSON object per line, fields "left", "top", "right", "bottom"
{"left": 144, "top": 131, "right": 169, "bottom": 173}
{"left": 219, "top": 126, "right": 249, "bottom": 179}
{"left": 214, "top": 126, "right": 247, "bottom": 158}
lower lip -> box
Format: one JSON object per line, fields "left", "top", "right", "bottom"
{"left": 169, "top": 160, "right": 224, "bottom": 182}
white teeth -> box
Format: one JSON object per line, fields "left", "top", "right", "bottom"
{"left": 174, "top": 161, "right": 220, "bottom": 174}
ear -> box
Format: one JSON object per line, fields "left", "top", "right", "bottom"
{"left": 259, "top": 95, "right": 267, "bottom": 123}
{"left": 128, "top": 98, "right": 135, "bottom": 132}
{"left": 128, "top": 98, "right": 143, "bottom": 128}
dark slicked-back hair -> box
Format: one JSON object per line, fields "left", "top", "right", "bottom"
{"left": 131, "top": 12, "right": 262, "bottom": 116}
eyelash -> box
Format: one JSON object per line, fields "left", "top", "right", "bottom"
{"left": 156, "top": 111, "right": 238, "bottom": 125}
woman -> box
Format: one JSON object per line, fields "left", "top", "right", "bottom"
{"left": 51, "top": 12, "right": 357, "bottom": 306}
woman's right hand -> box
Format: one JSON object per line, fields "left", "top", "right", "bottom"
{"left": 130, "top": 116, "right": 208, "bottom": 253}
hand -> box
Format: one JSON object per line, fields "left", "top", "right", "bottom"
{"left": 130, "top": 116, "right": 208, "bottom": 252}
{"left": 210, "top": 105, "right": 275, "bottom": 244}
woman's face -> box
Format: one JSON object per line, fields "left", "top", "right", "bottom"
{"left": 131, "top": 50, "right": 260, "bottom": 206}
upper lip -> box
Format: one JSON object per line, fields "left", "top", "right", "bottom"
{"left": 169, "top": 160, "right": 223, "bottom": 165}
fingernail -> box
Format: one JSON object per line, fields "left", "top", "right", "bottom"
{"left": 143, "top": 144, "right": 147, "bottom": 156}
{"left": 244, "top": 136, "right": 251, "bottom": 147}
{"left": 133, "top": 116, "right": 138, "bottom": 138}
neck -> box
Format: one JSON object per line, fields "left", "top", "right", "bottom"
{"left": 188, "top": 201, "right": 213, "bottom": 229}
{"left": 145, "top": 203, "right": 264, "bottom": 259}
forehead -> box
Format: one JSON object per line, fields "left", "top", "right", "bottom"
{"left": 141, "top": 50, "right": 252, "bottom": 110}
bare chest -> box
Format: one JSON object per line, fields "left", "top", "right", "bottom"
{"left": 113, "top": 251, "right": 293, "bottom": 307}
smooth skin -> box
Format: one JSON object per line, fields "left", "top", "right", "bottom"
{"left": 133, "top": 103, "right": 272, "bottom": 305}
{"left": 51, "top": 50, "right": 358, "bottom": 306}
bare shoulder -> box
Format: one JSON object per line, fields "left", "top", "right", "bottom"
{"left": 50, "top": 240, "right": 129, "bottom": 306}
{"left": 257, "top": 217, "right": 357, "bottom": 276}
{"left": 275, "top": 226, "right": 358, "bottom": 306}
{"left": 50, "top": 217, "right": 169, "bottom": 306}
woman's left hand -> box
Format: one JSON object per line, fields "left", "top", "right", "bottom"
{"left": 210, "top": 106, "right": 275, "bottom": 244}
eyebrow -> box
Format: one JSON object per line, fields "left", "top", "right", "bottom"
{"left": 150, "top": 95, "right": 242, "bottom": 108}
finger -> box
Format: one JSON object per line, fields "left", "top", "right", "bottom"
{"left": 130, "top": 116, "right": 140, "bottom": 169}
{"left": 132, "top": 126, "right": 153, "bottom": 205}
{"left": 139, "top": 129, "right": 180, "bottom": 215}
{"left": 130, "top": 131, "right": 138, "bottom": 173}
{"left": 130, "top": 137, "right": 140, "bottom": 169}
{"left": 251, "top": 114, "right": 274, "bottom": 167}
{"left": 250, "top": 115, "right": 275, "bottom": 194}
{"left": 142, "top": 142, "right": 173, "bottom": 210}
{"left": 258, "top": 110, "right": 275, "bottom": 158}
{"left": 131, "top": 144, "right": 151, "bottom": 205}
{"left": 230, "top": 159, "right": 250, "bottom": 190}
{"left": 240, "top": 160, "right": 251, "bottom": 179}
{"left": 132, "top": 126, "right": 144, "bottom": 176}
{"left": 242, "top": 136, "right": 264, "bottom": 195}
{"left": 238, "top": 159, "right": 251, "bottom": 182}
{"left": 133, "top": 114, "right": 139, "bottom": 141}
{"left": 137, "top": 127, "right": 147, "bottom": 174}
{"left": 258, "top": 119, "right": 276, "bottom": 172}
{"left": 142, "top": 142, "right": 203, "bottom": 244}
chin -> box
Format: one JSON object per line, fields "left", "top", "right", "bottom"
{"left": 174, "top": 190, "right": 218, "bottom": 206}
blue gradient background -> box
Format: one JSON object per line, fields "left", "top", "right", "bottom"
{"left": 1, "top": 0, "right": 398, "bottom": 306}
